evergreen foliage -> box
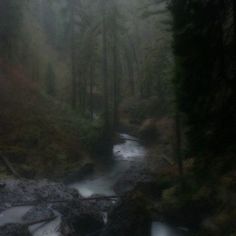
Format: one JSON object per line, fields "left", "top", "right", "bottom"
{"left": 171, "top": 0, "right": 236, "bottom": 174}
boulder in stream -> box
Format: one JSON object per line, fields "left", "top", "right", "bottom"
{"left": 101, "top": 194, "right": 150, "bottom": 236}
{"left": 54, "top": 200, "right": 105, "bottom": 236}
{"left": 64, "top": 163, "right": 95, "bottom": 184}
{"left": 113, "top": 165, "right": 152, "bottom": 195}
{"left": 22, "top": 205, "right": 55, "bottom": 222}
{"left": 0, "top": 179, "right": 79, "bottom": 211}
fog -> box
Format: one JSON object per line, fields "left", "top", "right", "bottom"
{"left": 0, "top": 0, "right": 235, "bottom": 235}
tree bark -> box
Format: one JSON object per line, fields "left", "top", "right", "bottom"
{"left": 5, "top": 196, "right": 120, "bottom": 209}
{"left": 233, "top": 0, "right": 236, "bottom": 57}
{"left": 112, "top": 11, "right": 119, "bottom": 127}
{"left": 89, "top": 63, "right": 94, "bottom": 120}
{"left": 174, "top": 110, "right": 183, "bottom": 178}
{"left": 69, "top": 0, "right": 77, "bottom": 109}
{"left": 102, "top": 1, "right": 110, "bottom": 131}
{"left": 125, "top": 45, "right": 135, "bottom": 97}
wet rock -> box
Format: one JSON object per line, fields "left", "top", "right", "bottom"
{"left": 0, "top": 183, "right": 6, "bottom": 189}
{"left": 69, "top": 212, "right": 104, "bottom": 236}
{"left": 54, "top": 200, "right": 105, "bottom": 236}
{"left": 34, "top": 182, "right": 79, "bottom": 201}
{"left": 0, "top": 224, "right": 30, "bottom": 236}
{"left": 60, "top": 221, "right": 75, "bottom": 236}
{"left": 0, "top": 179, "right": 106, "bottom": 236}
{"left": 64, "top": 163, "right": 95, "bottom": 184}
{"left": 113, "top": 165, "right": 152, "bottom": 195}
{"left": 101, "top": 195, "right": 150, "bottom": 236}
{"left": 138, "top": 118, "right": 158, "bottom": 143}
{"left": 22, "top": 205, "right": 55, "bottom": 222}
{"left": 0, "top": 179, "right": 79, "bottom": 211}
{"left": 88, "top": 194, "right": 118, "bottom": 212}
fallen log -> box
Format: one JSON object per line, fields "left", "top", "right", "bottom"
{"left": 80, "top": 195, "right": 119, "bottom": 201}
{"left": 3, "top": 196, "right": 120, "bottom": 209}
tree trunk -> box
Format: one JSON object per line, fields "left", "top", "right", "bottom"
{"left": 89, "top": 63, "right": 94, "bottom": 120}
{"left": 83, "top": 72, "right": 88, "bottom": 113}
{"left": 174, "top": 110, "right": 184, "bottom": 179}
{"left": 125, "top": 46, "right": 135, "bottom": 96}
{"left": 233, "top": 0, "right": 236, "bottom": 42}
{"left": 112, "top": 13, "right": 119, "bottom": 127}
{"left": 101, "top": 0, "right": 113, "bottom": 153}
{"left": 128, "top": 61, "right": 135, "bottom": 96}
{"left": 102, "top": 1, "right": 110, "bottom": 130}
{"left": 233, "top": 0, "right": 236, "bottom": 58}
{"left": 70, "top": 1, "right": 77, "bottom": 109}
{"left": 219, "top": 0, "right": 226, "bottom": 78}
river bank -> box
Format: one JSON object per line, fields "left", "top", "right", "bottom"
{"left": 0, "top": 132, "right": 191, "bottom": 236}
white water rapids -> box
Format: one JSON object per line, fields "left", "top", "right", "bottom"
{"left": 70, "top": 133, "right": 146, "bottom": 197}
{"left": 0, "top": 133, "right": 145, "bottom": 236}
{"left": 0, "top": 133, "right": 187, "bottom": 236}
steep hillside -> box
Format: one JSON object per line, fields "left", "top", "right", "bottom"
{"left": 0, "top": 61, "right": 101, "bottom": 178}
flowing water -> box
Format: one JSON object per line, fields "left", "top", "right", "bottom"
{"left": 0, "top": 133, "right": 187, "bottom": 236}
{"left": 70, "top": 133, "right": 187, "bottom": 236}
{"left": 70, "top": 133, "right": 146, "bottom": 197}
{"left": 0, "top": 133, "right": 145, "bottom": 236}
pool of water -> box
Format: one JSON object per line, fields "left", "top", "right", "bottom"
{"left": 70, "top": 133, "right": 147, "bottom": 197}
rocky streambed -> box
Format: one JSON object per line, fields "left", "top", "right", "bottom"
{"left": 0, "top": 133, "right": 188, "bottom": 236}
{"left": 0, "top": 179, "right": 110, "bottom": 236}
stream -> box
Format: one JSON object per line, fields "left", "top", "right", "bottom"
{"left": 0, "top": 133, "right": 187, "bottom": 236}
{"left": 70, "top": 133, "right": 146, "bottom": 197}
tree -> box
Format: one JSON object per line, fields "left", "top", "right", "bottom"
{"left": 0, "top": 0, "right": 24, "bottom": 60}
{"left": 111, "top": 0, "right": 121, "bottom": 126}
{"left": 45, "top": 63, "right": 56, "bottom": 96}
{"left": 102, "top": 0, "right": 111, "bottom": 134}
{"left": 68, "top": 0, "right": 78, "bottom": 109}
{"left": 171, "top": 0, "right": 236, "bottom": 177}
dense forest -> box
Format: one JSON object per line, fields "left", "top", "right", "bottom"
{"left": 0, "top": 0, "right": 235, "bottom": 236}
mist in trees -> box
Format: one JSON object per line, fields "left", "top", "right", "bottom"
{"left": 0, "top": 0, "right": 235, "bottom": 235}
{"left": 5, "top": 0, "right": 173, "bottom": 140}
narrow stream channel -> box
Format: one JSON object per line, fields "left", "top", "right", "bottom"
{"left": 0, "top": 133, "right": 187, "bottom": 236}
{"left": 70, "top": 133, "right": 187, "bottom": 236}
{"left": 69, "top": 133, "right": 146, "bottom": 197}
